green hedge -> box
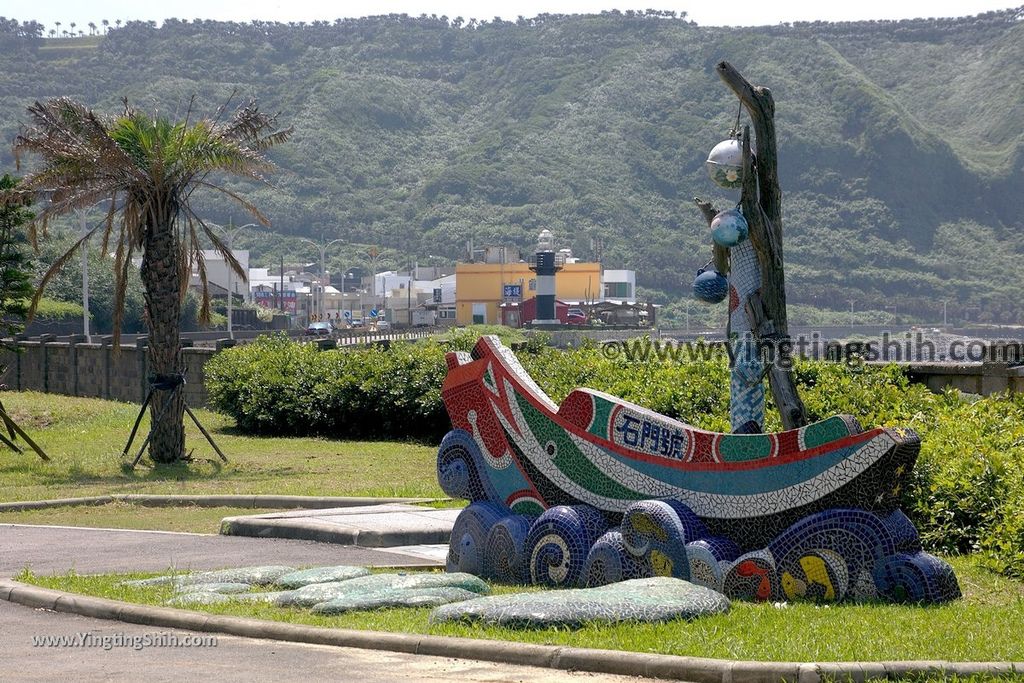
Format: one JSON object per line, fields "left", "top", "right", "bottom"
{"left": 205, "top": 335, "right": 1024, "bottom": 578}
{"left": 33, "top": 298, "right": 85, "bottom": 320}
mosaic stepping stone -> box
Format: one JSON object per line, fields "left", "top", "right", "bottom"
{"left": 126, "top": 565, "right": 296, "bottom": 588}
{"left": 430, "top": 576, "right": 729, "bottom": 628}
{"left": 276, "top": 572, "right": 489, "bottom": 608}
{"left": 121, "top": 575, "right": 184, "bottom": 587}
{"left": 166, "top": 592, "right": 234, "bottom": 606}
{"left": 183, "top": 565, "right": 296, "bottom": 586}
{"left": 311, "top": 587, "right": 482, "bottom": 615}
{"left": 175, "top": 582, "right": 253, "bottom": 595}
{"left": 229, "top": 591, "right": 291, "bottom": 604}
{"left": 275, "top": 566, "right": 370, "bottom": 590}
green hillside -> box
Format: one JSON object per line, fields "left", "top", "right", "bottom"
{"left": 1, "top": 10, "right": 1022, "bottom": 325}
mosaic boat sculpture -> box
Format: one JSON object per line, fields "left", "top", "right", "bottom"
{"left": 438, "top": 336, "right": 960, "bottom": 604}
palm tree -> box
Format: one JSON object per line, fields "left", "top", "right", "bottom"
{"left": 88, "top": 22, "right": 96, "bottom": 35}
{"left": 8, "top": 97, "right": 292, "bottom": 463}
{"left": 54, "top": 21, "right": 61, "bottom": 37}
{"left": 115, "top": 19, "right": 121, "bottom": 29}
{"left": 102, "top": 19, "right": 109, "bottom": 33}
{"left": 69, "top": 22, "right": 76, "bottom": 36}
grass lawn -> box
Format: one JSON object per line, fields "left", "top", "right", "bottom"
{"left": 0, "top": 391, "right": 444, "bottom": 504}
{"left": 0, "top": 502, "right": 280, "bottom": 534}
{"left": 20, "top": 555, "right": 1024, "bottom": 663}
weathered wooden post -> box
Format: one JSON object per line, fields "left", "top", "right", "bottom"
{"left": 694, "top": 62, "right": 808, "bottom": 430}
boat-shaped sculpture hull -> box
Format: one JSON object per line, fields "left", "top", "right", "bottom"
{"left": 437, "top": 336, "right": 960, "bottom": 603}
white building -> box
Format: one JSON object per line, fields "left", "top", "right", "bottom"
{"left": 431, "top": 274, "right": 456, "bottom": 323}
{"left": 602, "top": 269, "right": 637, "bottom": 303}
{"left": 373, "top": 271, "right": 414, "bottom": 299}
{"left": 186, "top": 250, "right": 250, "bottom": 300}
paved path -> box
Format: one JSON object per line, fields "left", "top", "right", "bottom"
{"left": 1, "top": 600, "right": 649, "bottom": 683}
{"left": 220, "top": 503, "right": 460, "bottom": 547}
{"left": 0, "top": 524, "right": 655, "bottom": 682}
{"left": 0, "top": 524, "right": 434, "bottom": 576}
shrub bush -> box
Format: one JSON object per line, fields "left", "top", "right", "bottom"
{"left": 205, "top": 334, "right": 449, "bottom": 441}
{"left": 206, "top": 335, "right": 1024, "bottom": 578}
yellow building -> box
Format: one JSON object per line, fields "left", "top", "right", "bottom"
{"left": 455, "top": 261, "right": 602, "bottom": 326}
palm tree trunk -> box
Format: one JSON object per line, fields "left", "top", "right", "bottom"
{"left": 140, "top": 206, "right": 185, "bottom": 464}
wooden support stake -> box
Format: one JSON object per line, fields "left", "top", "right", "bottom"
{"left": 0, "top": 402, "right": 50, "bottom": 461}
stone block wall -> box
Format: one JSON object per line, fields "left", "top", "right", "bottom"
{"left": 0, "top": 337, "right": 218, "bottom": 407}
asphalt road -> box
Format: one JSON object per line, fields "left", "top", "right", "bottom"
{"left": 0, "top": 524, "right": 431, "bottom": 576}
{"left": 0, "top": 524, "right": 663, "bottom": 682}
{"left": 1, "top": 600, "right": 650, "bottom": 683}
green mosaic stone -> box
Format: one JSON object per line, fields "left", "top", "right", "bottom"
{"left": 182, "top": 565, "right": 296, "bottom": 586}
{"left": 310, "top": 587, "right": 482, "bottom": 615}
{"left": 276, "top": 572, "right": 489, "bottom": 608}
{"left": 229, "top": 591, "right": 291, "bottom": 604}
{"left": 275, "top": 565, "right": 371, "bottom": 589}
{"left": 128, "top": 565, "right": 296, "bottom": 589}
{"left": 175, "top": 582, "right": 253, "bottom": 594}
{"left": 166, "top": 592, "right": 234, "bottom": 606}
{"left": 430, "top": 577, "right": 729, "bottom": 628}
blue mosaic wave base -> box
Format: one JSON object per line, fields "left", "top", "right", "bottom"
{"left": 447, "top": 500, "right": 960, "bottom": 604}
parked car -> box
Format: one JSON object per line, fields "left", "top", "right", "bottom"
{"left": 566, "top": 308, "right": 588, "bottom": 325}
{"left": 374, "top": 319, "right": 392, "bottom": 331}
{"left": 305, "top": 321, "right": 332, "bottom": 336}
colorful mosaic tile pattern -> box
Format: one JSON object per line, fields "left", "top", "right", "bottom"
{"left": 483, "top": 514, "right": 533, "bottom": 584}
{"left": 437, "top": 335, "right": 959, "bottom": 604}
{"left": 727, "top": 239, "right": 765, "bottom": 433}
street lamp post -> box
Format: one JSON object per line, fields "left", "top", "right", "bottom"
{"left": 300, "top": 238, "right": 345, "bottom": 322}
{"left": 206, "top": 220, "right": 257, "bottom": 340}
{"left": 77, "top": 209, "right": 91, "bottom": 342}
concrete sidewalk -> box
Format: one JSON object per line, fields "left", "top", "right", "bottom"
{"left": 219, "top": 503, "right": 460, "bottom": 548}
{"left": 0, "top": 524, "right": 439, "bottom": 576}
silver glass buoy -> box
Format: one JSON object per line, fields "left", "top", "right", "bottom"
{"left": 705, "top": 138, "right": 744, "bottom": 188}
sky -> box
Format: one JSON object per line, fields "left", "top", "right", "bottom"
{"left": 3, "top": 0, "right": 1017, "bottom": 32}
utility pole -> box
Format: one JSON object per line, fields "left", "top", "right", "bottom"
{"left": 942, "top": 300, "right": 949, "bottom": 327}
{"left": 300, "top": 237, "right": 345, "bottom": 323}
{"left": 367, "top": 247, "right": 383, "bottom": 319}
{"left": 206, "top": 219, "right": 257, "bottom": 340}
{"left": 77, "top": 209, "right": 90, "bottom": 342}
{"left": 407, "top": 258, "right": 413, "bottom": 326}
{"left": 847, "top": 299, "right": 855, "bottom": 330}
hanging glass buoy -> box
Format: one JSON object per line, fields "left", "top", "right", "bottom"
{"left": 711, "top": 208, "right": 749, "bottom": 248}
{"left": 692, "top": 266, "right": 729, "bottom": 304}
{"left": 705, "top": 137, "right": 744, "bottom": 188}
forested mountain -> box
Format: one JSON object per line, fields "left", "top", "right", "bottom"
{"left": 1, "top": 9, "right": 1022, "bottom": 325}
